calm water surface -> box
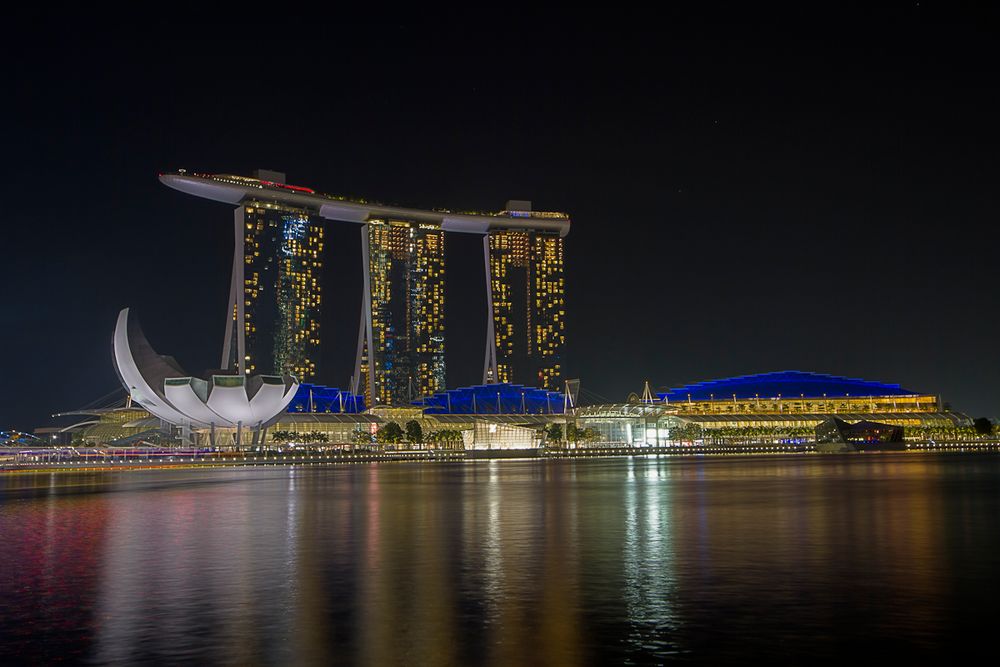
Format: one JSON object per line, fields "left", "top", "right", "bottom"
{"left": 1, "top": 454, "right": 998, "bottom": 665}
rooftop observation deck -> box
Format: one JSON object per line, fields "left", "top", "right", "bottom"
{"left": 160, "top": 171, "right": 571, "bottom": 237}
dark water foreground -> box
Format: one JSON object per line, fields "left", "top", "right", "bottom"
{"left": 1, "top": 454, "right": 998, "bottom": 665}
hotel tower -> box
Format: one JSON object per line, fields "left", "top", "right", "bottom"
{"left": 160, "top": 172, "right": 570, "bottom": 405}
{"left": 220, "top": 170, "right": 323, "bottom": 382}
{"left": 485, "top": 221, "right": 566, "bottom": 391}
{"left": 356, "top": 218, "right": 447, "bottom": 406}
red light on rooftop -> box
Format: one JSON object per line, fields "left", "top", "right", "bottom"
{"left": 282, "top": 184, "right": 316, "bottom": 194}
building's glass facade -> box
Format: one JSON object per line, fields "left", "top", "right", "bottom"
{"left": 232, "top": 200, "right": 323, "bottom": 381}
{"left": 488, "top": 229, "right": 565, "bottom": 390}
{"left": 362, "top": 219, "right": 446, "bottom": 406}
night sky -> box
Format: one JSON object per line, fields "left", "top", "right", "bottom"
{"left": 4, "top": 12, "right": 999, "bottom": 430}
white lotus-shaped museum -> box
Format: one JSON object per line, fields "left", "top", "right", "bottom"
{"left": 112, "top": 308, "right": 299, "bottom": 430}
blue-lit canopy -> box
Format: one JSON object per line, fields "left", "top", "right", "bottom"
{"left": 415, "top": 383, "right": 567, "bottom": 415}
{"left": 287, "top": 384, "right": 366, "bottom": 414}
{"left": 657, "top": 371, "right": 919, "bottom": 402}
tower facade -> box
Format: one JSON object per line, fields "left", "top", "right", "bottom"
{"left": 484, "top": 228, "right": 565, "bottom": 390}
{"left": 355, "top": 219, "right": 446, "bottom": 406}
{"left": 161, "top": 170, "right": 571, "bottom": 399}
{"left": 222, "top": 199, "right": 323, "bottom": 382}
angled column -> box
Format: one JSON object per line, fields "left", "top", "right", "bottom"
{"left": 221, "top": 206, "right": 247, "bottom": 374}
{"left": 352, "top": 224, "right": 377, "bottom": 405}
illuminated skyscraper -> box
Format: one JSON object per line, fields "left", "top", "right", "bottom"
{"left": 484, "top": 215, "right": 565, "bottom": 391}
{"left": 221, "top": 178, "right": 323, "bottom": 381}
{"left": 355, "top": 219, "right": 446, "bottom": 406}
{"left": 161, "top": 172, "right": 570, "bottom": 400}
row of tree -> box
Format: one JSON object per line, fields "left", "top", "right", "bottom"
{"left": 544, "top": 422, "right": 602, "bottom": 444}
{"left": 699, "top": 425, "right": 814, "bottom": 444}
{"left": 270, "top": 430, "right": 329, "bottom": 444}
{"left": 269, "top": 420, "right": 996, "bottom": 447}
{"left": 671, "top": 423, "right": 994, "bottom": 444}
{"left": 350, "top": 421, "right": 465, "bottom": 447}
{"left": 907, "top": 423, "right": 993, "bottom": 440}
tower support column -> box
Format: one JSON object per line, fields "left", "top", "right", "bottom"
{"left": 482, "top": 234, "right": 498, "bottom": 383}
{"left": 221, "top": 206, "right": 247, "bottom": 374}
{"left": 351, "top": 224, "right": 376, "bottom": 405}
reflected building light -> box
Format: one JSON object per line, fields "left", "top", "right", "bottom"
{"left": 622, "top": 460, "right": 679, "bottom": 653}
{"left": 483, "top": 459, "right": 505, "bottom": 620}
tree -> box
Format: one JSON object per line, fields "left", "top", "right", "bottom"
{"left": 405, "top": 420, "right": 423, "bottom": 444}
{"left": 431, "top": 429, "right": 463, "bottom": 448}
{"left": 566, "top": 422, "right": 579, "bottom": 443}
{"left": 974, "top": 417, "right": 993, "bottom": 436}
{"left": 672, "top": 423, "right": 702, "bottom": 444}
{"left": 546, "top": 423, "right": 563, "bottom": 442}
{"left": 271, "top": 430, "right": 293, "bottom": 444}
{"left": 377, "top": 421, "right": 405, "bottom": 445}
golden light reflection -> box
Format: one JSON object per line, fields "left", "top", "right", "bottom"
{"left": 0, "top": 456, "right": 988, "bottom": 664}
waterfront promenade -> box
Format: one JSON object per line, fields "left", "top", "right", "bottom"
{"left": 3, "top": 440, "right": 999, "bottom": 473}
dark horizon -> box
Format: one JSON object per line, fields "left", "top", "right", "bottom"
{"left": 3, "top": 13, "right": 999, "bottom": 430}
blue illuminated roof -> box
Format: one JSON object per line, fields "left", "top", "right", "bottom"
{"left": 287, "top": 384, "right": 366, "bottom": 414}
{"left": 657, "top": 371, "right": 919, "bottom": 402}
{"left": 415, "top": 383, "right": 567, "bottom": 415}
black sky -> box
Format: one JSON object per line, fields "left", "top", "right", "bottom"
{"left": 3, "top": 12, "right": 999, "bottom": 430}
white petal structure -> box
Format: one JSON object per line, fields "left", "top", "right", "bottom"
{"left": 112, "top": 308, "right": 299, "bottom": 429}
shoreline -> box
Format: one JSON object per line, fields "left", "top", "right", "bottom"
{"left": 3, "top": 441, "right": 999, "bottom": 474}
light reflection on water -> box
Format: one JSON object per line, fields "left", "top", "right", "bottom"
{"left": 1, "top": 454, "right": 999, "bottom": 664}
{"left": 623, "top": 459, "right": 679, "bottom": 658}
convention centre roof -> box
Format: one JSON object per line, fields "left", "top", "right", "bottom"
{"left": 657, "top": 371, "right": 920, "bottom": 402}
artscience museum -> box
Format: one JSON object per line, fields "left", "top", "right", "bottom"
{"left": 111, "top": 308, "right": 299, "bottom": 446}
